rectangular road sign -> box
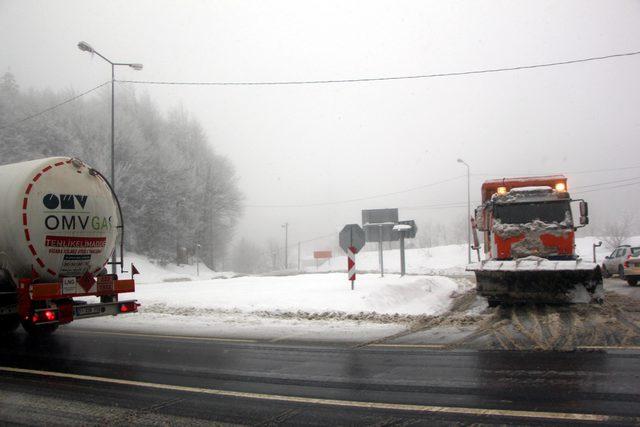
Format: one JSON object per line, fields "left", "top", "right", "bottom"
{"left": 362, "top": 208, "right": 398, "bottom": 226}
{"left": 362, "top": 209, "right": 399, "bottom": 243}
{"left": 313, "top": 251, "right": 332, "bottom": 259}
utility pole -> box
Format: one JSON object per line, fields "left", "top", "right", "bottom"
{"left": 282, "top": 222, "right": 289, "bottom": 269}
{"left": 457, "top": 158, "right": 471, "bottom": 263}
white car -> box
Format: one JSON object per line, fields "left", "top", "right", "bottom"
{"left": 602, "top": 245, "right": 640, "bottom": 286}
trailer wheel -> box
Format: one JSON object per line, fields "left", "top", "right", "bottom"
{"left": 21, "top": 320, "right": 58, "bottom": 336}
{"left": 0, "top": 315, "right": 20, "bottom": 334}
{"left": 628, "top": 278, "right": 638, "bottom": 287}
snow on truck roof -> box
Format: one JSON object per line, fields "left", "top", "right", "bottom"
{"left": 481, "top": 175, "right": 567, "bottom": 202}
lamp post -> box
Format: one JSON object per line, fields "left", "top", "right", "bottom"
{"left": 77, "top": 41, "right": 142, "bottom": 274}
{"left": 457, "top": 158, "right": 471, "bottom": 263}
{"left": 282, "top": 223, "right": 289, "bottom": 269}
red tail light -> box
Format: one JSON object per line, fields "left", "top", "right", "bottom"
{"left": 119, "top": 302, "right": 137, "bottom": 313}
{"left": 32, "top": 310, "right": 58, "bottom": 323}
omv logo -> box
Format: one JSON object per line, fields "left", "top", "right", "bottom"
{"left": 42, "top": 194, "right": 88, "bottom": 210}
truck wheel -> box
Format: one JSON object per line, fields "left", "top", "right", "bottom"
{"left": 0, "top": 315, "right": 20, "bottom": 334}
{"left": 21, "top": 320, "right": 58, "bottom": 336}
{"left": 618, "top": 265, "right": 626, "bottom": 280}
{"left": 628, "top": 278, "right": 639, "bottom": 287}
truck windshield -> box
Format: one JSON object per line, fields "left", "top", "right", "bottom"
{"left": 493, "top": 201, "right": 571, "bottom": 225}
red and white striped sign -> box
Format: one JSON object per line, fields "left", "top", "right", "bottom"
{"left": 348, "top": 246, "right": 356, "bottom": 282}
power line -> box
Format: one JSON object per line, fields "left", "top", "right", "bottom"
{"left": 245, "top": 167, "right": 640, "bottom": 210}
{"left": 473, "top": 164, "right": 640, "bottom": 178}
{"left": 117, "top": 50, "right": 640, "bottom": 87}
{"left": 573, "top": 179, "right": 640, "bottom": 195}
{"left": 0, "top": 81, "right": 110, "bottom": 131}
{"left": 572, "top": 175, "right": 640, "bottom": 190}
{"left": 244, "top": 175, "right": 465, "bottom": 208}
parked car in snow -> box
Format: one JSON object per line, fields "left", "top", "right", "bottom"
{"left": 602, "top": 245, "right": 640, "bottom": 285}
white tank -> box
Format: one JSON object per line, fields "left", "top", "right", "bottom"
{"left": 0, "top": 157, "right": 119, "bottom": 282}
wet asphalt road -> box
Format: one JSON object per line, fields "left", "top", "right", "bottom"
{"left": 1, "top": 329, "right": 639, "bottom": 425}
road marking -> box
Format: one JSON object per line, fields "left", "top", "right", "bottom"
{"left": 0, "top": 366, "right": 616, "bottom": 422}
{"left": 367, "top": 343, "right": 445, "bottom": 349}
{"left": 67, "top": 329, "right": 257, "bottom": 343}
{"left": 577, "top": 345, "right": 640, "bottom": 351}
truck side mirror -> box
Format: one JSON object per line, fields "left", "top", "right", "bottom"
{"left": 579, "top": 201, "right": 588, "bottom": 226}
{"left": 579, "top": 201, "right": 588, "bottom": 217}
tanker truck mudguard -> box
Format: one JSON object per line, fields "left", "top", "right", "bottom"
{"left": 467, "top": 175, "right": 603, "bottom": 306}
{"left": 0, "top": 157, "right": 138, "bottom": 335}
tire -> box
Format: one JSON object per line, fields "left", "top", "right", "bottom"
{"left": 618, "top": 265, "right": 626, "bottom": 280}
{"left": 0, "top": 315, "right": 20, "bottom": 334}
{"left": 21, "top": 320, "right": 58, "bottom": 336}
{"left": 628, "top": 278, "right": 639, "bottom": 287}
{"left": 602, "top": 265, "right": 611, "bottom": 278}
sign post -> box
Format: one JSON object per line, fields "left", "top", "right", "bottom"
{"left": 378, "top": 224, "right": 384, "bottom": 277}
{"left": 347, "top": 246, "right": 356, "bottom": 290}
{"left": 362, "top": 209, "right": 399, "bottom": 277}
{"left": 339, "top": 224, "right": 365, "bottom": 290}
{"left": 393, "top": 221, "right": 417, "bottom": 277}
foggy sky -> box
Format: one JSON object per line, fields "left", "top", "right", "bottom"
{"left": 1, "top": 0, "right": 639, "bottom": 253}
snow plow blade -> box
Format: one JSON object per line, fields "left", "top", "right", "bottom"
{"left": 467, "top": 257, "right": 603, "bottom": 305}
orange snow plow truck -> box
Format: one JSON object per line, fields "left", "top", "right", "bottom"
{"left": 0, "top": 157, "right": 138, "bottom": 335}
{"left": 468, "top": 175, "right": 603, "bottom": 306}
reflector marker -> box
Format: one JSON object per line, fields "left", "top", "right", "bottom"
{"left": 22, "top": 198, "right": 28, "bottom": 209}
{"left": 28, "top": 245, "right": 36, "bottom": 256}
{"left": 32, "top": 173, "right": 42, "bottom": 182}
{"left": 42, "top": 165, "right": 52, "bottom": 172}
{"left": 25, "top": 183, "right": 33, "bottom": 194}
{"left": 24, "top": 229, "right": 30, "bottom": 241}
{"left": 36, "top": 258, "right": 45, "bottom": 268}
{"left": 47, "top": 268, "right": 56, "bottom": 276}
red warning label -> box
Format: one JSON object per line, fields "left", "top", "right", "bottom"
{"left": 45, "top": 236, "right": 106, "bottom": 248}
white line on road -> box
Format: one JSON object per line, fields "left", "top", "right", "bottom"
{"left": 577, "top": 345, "right": 640, "bottom": 351}
{"left": 66, "top": 329, "right": 257, "bottom": 343}
{"left": 367, "top": 344, "right": 445, "bottom": 349}
{"left": 0, "top": 366, "right": 619, "bottom": 422}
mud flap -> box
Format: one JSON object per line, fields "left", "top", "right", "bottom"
{"left": 474, "top": 268, "right": 603, "bottom": 304}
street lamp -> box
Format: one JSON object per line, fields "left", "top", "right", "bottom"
{"left": 78, "top": 41, "right": 142, "bottom": 274}
{"left": 282, "top": 223, "right": 289, "bottom": 269}
{"left": 457, "top": 158, "right": 471, "bottom": 263}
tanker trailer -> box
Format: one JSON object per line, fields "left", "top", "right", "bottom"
{"left": 0, "top": 157, "right": 138, "bottom": 335}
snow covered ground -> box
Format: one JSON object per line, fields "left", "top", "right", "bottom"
{"left": 306, "top": 244, "right": 471, "bottom": 276}
{"left": 121, "top": 252, "right": 235, "bottom": 284}
{"left": 69, "top": 236, "right": 636, "bottom": 341}
{"left": 306, "top": 236, "right": 632, "bottom": 274}
{"left": 71, "top": 273, "right": 471, "bottom": 341}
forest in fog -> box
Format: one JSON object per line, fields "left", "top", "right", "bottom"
{"left": 0, "top": 72, "right": 242, "bottom": 269}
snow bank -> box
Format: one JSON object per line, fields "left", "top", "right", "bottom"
{"left": 123, "top": 252, "right": 234, "bottom": 284}
{"left": 305, "top": 236, "right": 640, "bottom": 275}
{"left": 307, "top": 244, "right": 471, "bottom": 276}
{"left": 128, "top": 273, "right": 464, "bottom": 317}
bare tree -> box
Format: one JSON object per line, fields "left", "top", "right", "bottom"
{"left": 600, "top": 211, "right": 636, "bottom": 249}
